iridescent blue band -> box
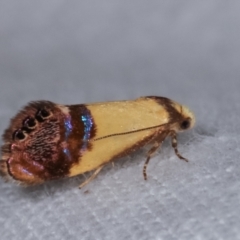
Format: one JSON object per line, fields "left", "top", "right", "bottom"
{"left": 81, "top": 113, "right": 93, "bottom": 151}
{"left": 63, "top": 115, "right": 73, "bottom": 157}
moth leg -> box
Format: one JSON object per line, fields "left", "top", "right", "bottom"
{"left": 79, "top": 165, "right": 104, "bottom": 189}
{"left": 143, "top": 141, "right": 162, "bottom": 180}
{"left": 170, "top": 131, "right": 188, "bottom": 162}
{"left": 143, "top": 131, "right": 170, "bottom": 180}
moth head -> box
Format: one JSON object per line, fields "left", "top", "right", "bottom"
{"left": 154, "top": 96, "right": 195, "bottom": 133}
{"left": 178, "top": 105, "right": 195, "bottom": 131}
{"left": 171, "top": 103, "right": 195, "bottom": 133}
{"left": 0, "top": 101, "right": 67, "bottom": 185}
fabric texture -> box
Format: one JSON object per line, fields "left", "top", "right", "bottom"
{"left": 0, "top": 1, "right": 239, "bottom": 240}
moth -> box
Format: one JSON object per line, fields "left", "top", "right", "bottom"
{"left": 0, "top": 96, "right": 195, "bottom": 188}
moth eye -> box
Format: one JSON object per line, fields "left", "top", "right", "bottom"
{"left": 180, "top": 119, "right": 191, "bottom": 130}
{"left": 35, "top": 108, "right": 51, "bottom": 122}
{"left": 12, "top": 129, "right": 26, "bottom": 141}
{"left": 23, "top": 117, "right": 36, "bottom": 129}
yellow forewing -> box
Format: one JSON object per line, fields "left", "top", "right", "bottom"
{"left": 69, "top": 97, "right": 170, "bottom": 176}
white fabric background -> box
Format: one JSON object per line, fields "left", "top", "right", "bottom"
{"left": 0, "top": 1, "right": 240, "bottom": 240}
